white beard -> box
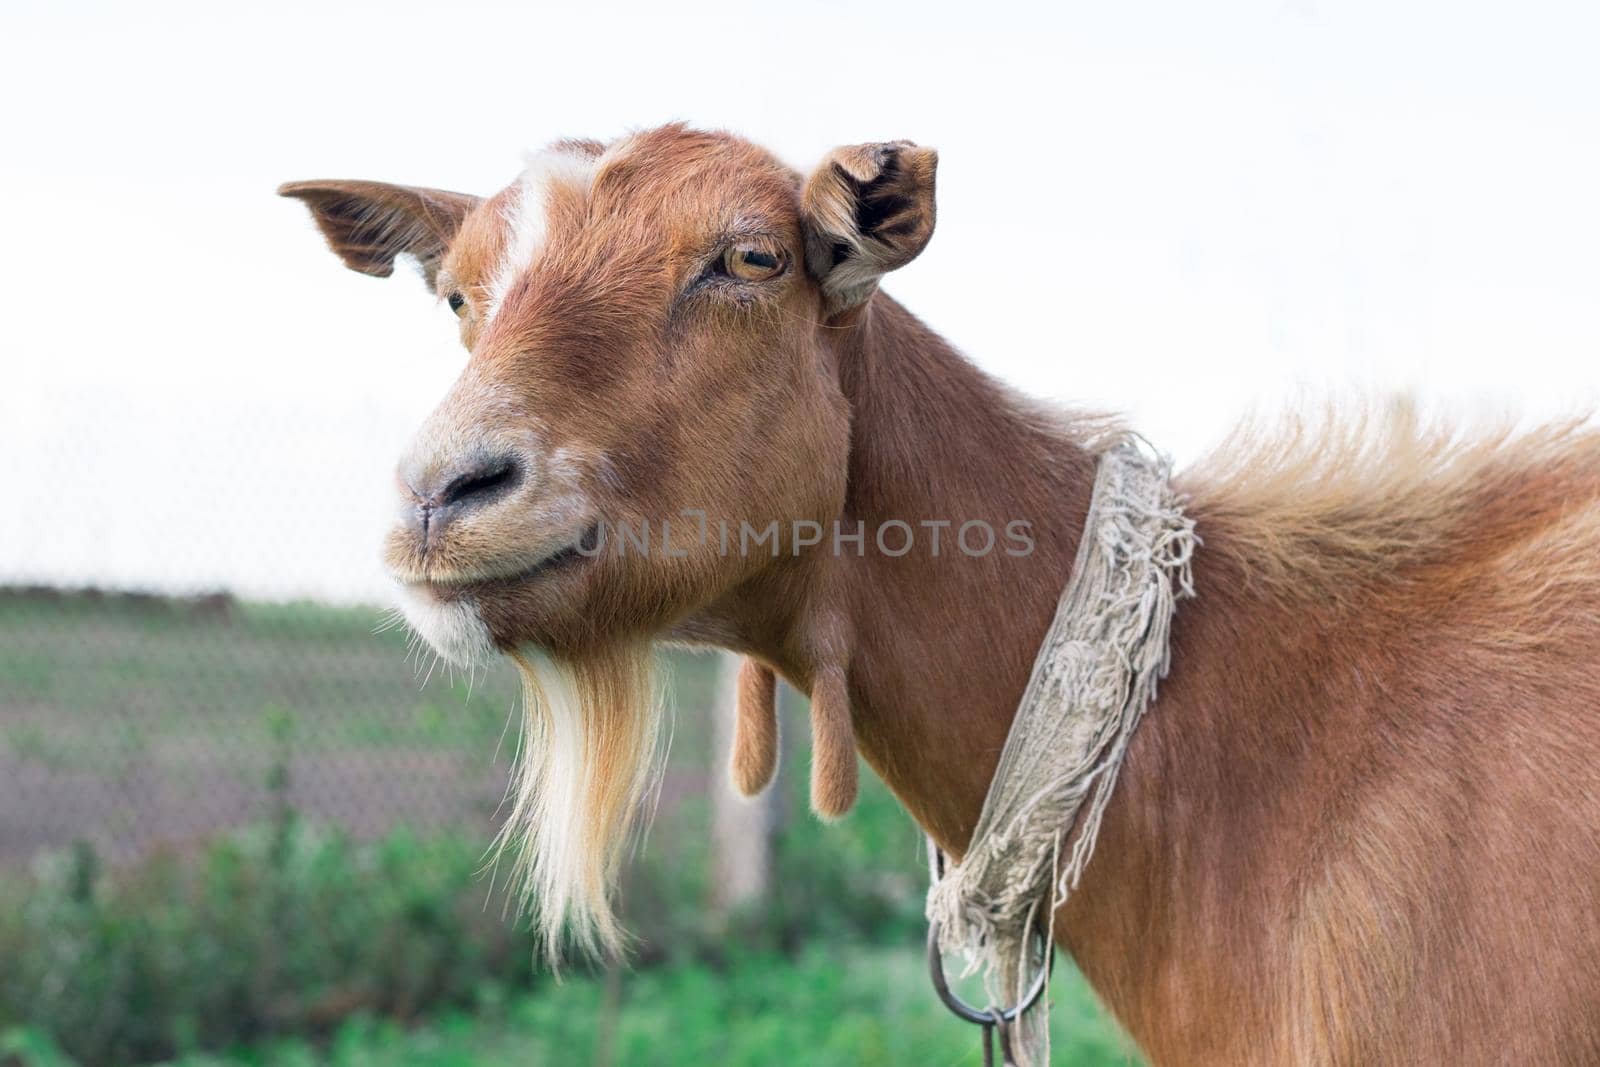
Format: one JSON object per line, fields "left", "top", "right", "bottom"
{"left": 493, "top": 643, "right": 666, "bottom": 960}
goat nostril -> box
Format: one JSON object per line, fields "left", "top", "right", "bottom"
{"left": 438, "top": 457, "right": 521, "bottom": 511}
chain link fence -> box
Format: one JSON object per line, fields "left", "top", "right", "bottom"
{"left": 0, "top": 585, "right": 539, "bottom": 867}
{"left": 0, "top": 575, "right": 736, "bottom": 872}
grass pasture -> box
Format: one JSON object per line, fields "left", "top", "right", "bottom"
{"left": 0, "top": 590, "right": 1137, "bottom": 1065}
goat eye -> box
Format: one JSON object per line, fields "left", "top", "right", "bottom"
{"left": 447, "top": 292, "right": 466, "bottom": 315}
{"left": 722, "top": 242, "right": 785, "bottom": 282}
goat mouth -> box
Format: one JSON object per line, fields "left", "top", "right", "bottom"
{"left": 414, "top": 523, "right": 602, "bottom": 597}
{"left": 496, "top": 535, "right": 593, "bottom": 586}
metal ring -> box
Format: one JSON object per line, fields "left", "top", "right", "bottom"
{"left": 925, "top": 918, "right": 1054, "bottom": 1026}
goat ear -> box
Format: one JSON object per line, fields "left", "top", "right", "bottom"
{"left": 730, "top": 659, "right": 780, "bottom": 796}
{"left": 801, "top": 141, "right": 938, "bottom": 315}
{"left": 277, "top": 180, "right": 481, "bottom": 289}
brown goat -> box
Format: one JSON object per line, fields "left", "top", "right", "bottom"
{"left": 281, "top": 124, "right": 1600, "bottom": 1064}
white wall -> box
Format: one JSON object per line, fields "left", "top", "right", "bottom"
{"left": 3, "top": 0, "right": 1597, "bottom": 601}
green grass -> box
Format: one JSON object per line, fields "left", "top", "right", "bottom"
{"left": 0, "top": 819, "right": 1139, "bottom": 1067}
{"left": 122, "top": 948, "right": 1134, "bottom": 1067}
{"left": 2, "top": 948, "right": 1137, "bottom": 1067}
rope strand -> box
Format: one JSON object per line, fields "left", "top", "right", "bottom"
{"left": 925, "top": 439, "right": 1197, "bottom": 1066}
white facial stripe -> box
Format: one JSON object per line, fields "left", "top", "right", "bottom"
{"left": 485, "top": 150, "right": 597, "bottom": 321}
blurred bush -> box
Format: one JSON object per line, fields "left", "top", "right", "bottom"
{"left": 0, "top": 821, "right": 521, "bottom": 1064}
{"left": 0, "top": 761, "right": 927, "bottom": 1065}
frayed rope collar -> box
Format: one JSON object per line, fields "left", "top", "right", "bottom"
{"left": 924, "top": 437, "right": 1197, "bottom": 1067}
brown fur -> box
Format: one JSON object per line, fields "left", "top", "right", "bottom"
{"left": 807, "top": 666, "right": 859, "bottom": 820}
{"left": 732, "top": 658, "right": 779, "bottom": 795}
{"left": 276, "top": 179, "right": 479, "bottom": 287}
{"left": 282, "top": 125, "right": 1600, "bottom": 1064}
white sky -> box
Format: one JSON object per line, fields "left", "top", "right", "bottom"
{"left": 3, "top": 0, "right": 1597, "bottom": 602}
